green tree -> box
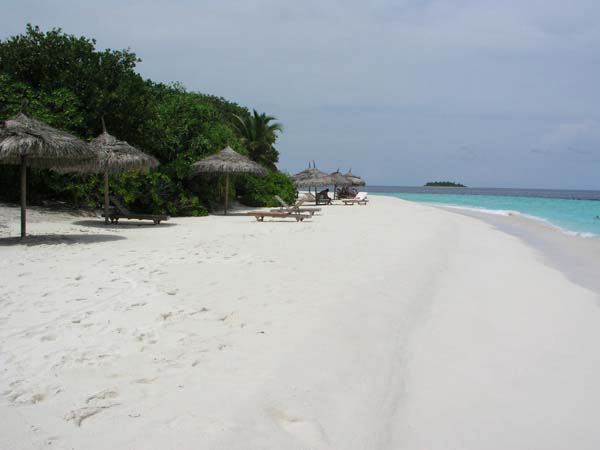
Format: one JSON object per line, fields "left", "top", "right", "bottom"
{"left": 231, "top": 109, "right": 283, "bottom": 170}
{"left": 0, "top": 24, "right": 153, "bottom": 142}
{"left": 0, "top": 25, "right": 293, "bottom": 214}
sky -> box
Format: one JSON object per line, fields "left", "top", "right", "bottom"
{"left": 2, "top": 0, "right": 600, "bottom": 189}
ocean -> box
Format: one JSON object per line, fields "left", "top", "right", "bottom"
{"left": 367, "top": 186, "right": 600, "bottom": 238}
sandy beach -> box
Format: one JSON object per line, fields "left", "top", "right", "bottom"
{"left": 1, "top": 196, "right": 600, "bottom": 450}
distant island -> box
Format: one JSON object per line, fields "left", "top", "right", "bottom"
{"left": 424, "top": 181, "right": 466, "bottom": 187}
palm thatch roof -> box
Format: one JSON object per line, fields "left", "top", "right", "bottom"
{"left": 330, "top": 170, "right": 353, "bottom": 186}
{"left": 56, "top": 125, "right": 158, "bottom": 174}
{"left": 92, "top": 131, "right": 158, "bottom": 173}
{"left": 192, "top": 146, "right": 266, "bottom": 175}
{"left": 0, "top": 112, "right": 94, "bottom": 168}
{"left": 292, "top": 166, "right": 334, "bottom": 187}
{"left": 344, "top": 169, "right": 366, "bottom": 186}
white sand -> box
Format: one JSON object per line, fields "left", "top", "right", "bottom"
{"left": 1, "top": 196, "right": 599, "bottom": 450}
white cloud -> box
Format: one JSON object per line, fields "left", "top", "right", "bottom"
{"left": 540, "top": 120, "right": 599, "bottom": 148}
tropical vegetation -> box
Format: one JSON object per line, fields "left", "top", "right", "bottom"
{"left": 231, "top": 110, "right": 283, "bottom": 171}
{"left": 0, "top": 25, "right": 296, "bottom": 216}
{"left": 424, "top": 181, "right": 466, "bottom": 187}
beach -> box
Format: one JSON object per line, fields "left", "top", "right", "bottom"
{"left": 1, "top": 195, "right": 600, "bottom": 450}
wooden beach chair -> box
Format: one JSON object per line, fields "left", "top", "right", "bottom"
{"left": 102, "top": 196, "right": 169, "bottom": 224}
{"left": 247, "top": 211, "right": 312, "bottom": 222}
{"left": 342, "top": 192, "right": 369, "bottom": 205}
{"left": 270, "top": 195, "right": 321, "bottom": 216}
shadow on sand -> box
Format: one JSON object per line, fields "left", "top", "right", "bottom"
{"left": 0, "top": 233, "right": 126, "bottom": 247}
{"left": 73, "top": 220, "right": 177, "bottom": 229}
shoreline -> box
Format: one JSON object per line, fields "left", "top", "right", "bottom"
{"left": 368, "top": 191, "right": 600, "bottom": 239}
{"left": 431, "top": 204, "right": 600, "bottom": 296}
{"left": 435, "top": 203, "right": 599, "bottom": 239}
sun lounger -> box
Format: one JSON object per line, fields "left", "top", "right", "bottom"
{"left": 102, "top": 196, "right": 169, "bottom": 224}
{"left": 247, "top": 211, "right": 312, "bottom": 222}
{"left": 342, "top": 192, "right": 369, "bottom": 205}
{"left": 270, "top": 195, "right": 321, "bottom": 216}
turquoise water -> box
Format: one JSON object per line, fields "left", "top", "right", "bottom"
{"left": 377, "top": 192, "right": 600, "bottom": 237}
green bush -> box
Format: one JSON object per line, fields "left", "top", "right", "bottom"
{"left": 236, "top": 171, "right": 296, "bottom": 207}
{"left": 111, "top": 171, "right": 207, "bottom": 216}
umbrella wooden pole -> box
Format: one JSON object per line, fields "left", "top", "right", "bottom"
{"left": 224, "top": 173, "right": 229, "bottom": 215}
{"left": 20, "top": 155, "right": 27, "bottom": 240}
{"left": 104, "top": 171, "right": 109, "bottom": 224}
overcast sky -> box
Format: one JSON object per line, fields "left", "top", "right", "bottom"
{"left": 2, "top": 0, "right": 600, "bottom": 189}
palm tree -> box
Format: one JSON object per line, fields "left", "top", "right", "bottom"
{"left": 231, "top": 109, "right": 283, "bottom": 170}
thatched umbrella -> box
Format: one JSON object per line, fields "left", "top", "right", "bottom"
{"left": 292, "top": 163, "right": 335, "bottom": 204}
{"left": 0, "top": 111, "right": 94, "bottom": 239}
{"left": 330, "top": 170, "right": 352, "bottom": 186}
{"left": 330, "top": 169, "right": 352, "bottom": 199}
{"left": 59, "top": 119, "right": 159, "bottom": 223}
{"left": 191, "top": 146, "right": 267, "bottom": 215}
{"left": 344, "top": 169, "right": 366, "bottom": 186}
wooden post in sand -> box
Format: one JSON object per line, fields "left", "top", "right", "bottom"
{"left": 20, "top": 155, "right": 27, "bottom": 239}
{"left": 104, "top": 171, "right": 109, "bottom": 224}
{"left": 224, "top": 173, "right": 230, "bottom": 215}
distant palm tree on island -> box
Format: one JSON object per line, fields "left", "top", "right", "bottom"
{"left": 424, "top": 181, "right": 466, "bottom": 187}
{"left": 232, "top": 110, "right": 283, "bottom": 171}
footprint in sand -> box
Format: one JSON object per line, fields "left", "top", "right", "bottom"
{"left": 270, "top": 410, "right": 330, "bottom": 447}
{"left": 132, "top": 377, "right": 157, "bottom": 384}
{"left": 160, "top": 312, "right": 173, "bottom": 321}
{"left": 45, "top": 436, "right": 60, "bottom": 446}
{"left": 188, "top": 307, "right": 209, "bottom": 316}
{"left": 64, "top": 405, "right": 116, "bottom": 427}
{"left": 129, "top": 302, "right": 146, "bottom": 309}
{"left": 7, "top": 391, "right": 46, "bottom": 404}
{"left": 63, "top": 388, "right": 121, "bottom": 426}
{"left": 86, "top": 388, "right": 119, "bottom": 404}
{"left": 5, "top": 380, "right": 62, "bottom": 405}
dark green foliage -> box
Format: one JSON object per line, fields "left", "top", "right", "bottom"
{"left": 0, "top": 24, "right": 152, "bottom": 141}
{"left": 236, "top": 171, "right": 297, "bottom": 207}
{"left": 111, "top": 171, "right": 207, "bottom": 216}
{"left": 424, "top": 181, "right": 466, "bottom": 187}
{"left": 0, "top": 73, "right": 85, "bottom": 133}
{"left": 0, "top": 25, "right": 287, "bottom": 214}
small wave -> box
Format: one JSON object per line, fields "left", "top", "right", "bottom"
{"left": 430, "top": 203, "right": 515, "bottom": 217}
{"left": 428, "top": 203, "right": 599, "bottom": 239}
{"left": 559, "top": 230, "right": 598, "bottom": 239}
